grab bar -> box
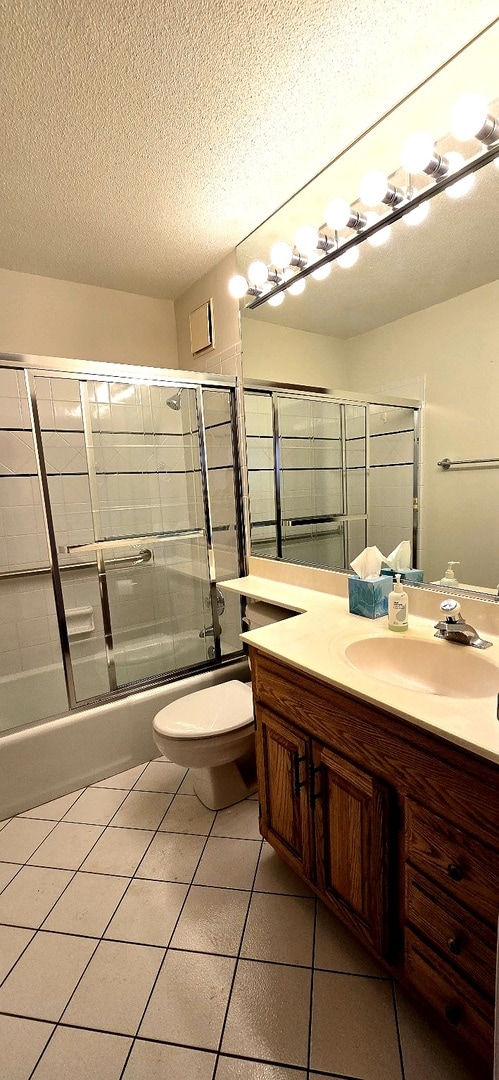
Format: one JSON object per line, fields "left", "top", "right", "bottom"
{"left": 0, "top": 548, "right": 152, "bottom": 582}
{"left": 438, "top": 456, "right": 499, "bottom": 469}
{"left": 67, "top": 528, "right": 205, "bottom": 554}
{"left": 281, "top": 513, "right": 367, "bottom": 526}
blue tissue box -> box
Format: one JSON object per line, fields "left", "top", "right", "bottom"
{"left": 348, "top": 574, "right": 391, "bottom": 619}
{"left": 380, "top": 568, "right": 424, "bottom": 583}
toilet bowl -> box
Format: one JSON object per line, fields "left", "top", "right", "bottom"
{"left": 152, "top": 680, "right": 255, "bottom": 810}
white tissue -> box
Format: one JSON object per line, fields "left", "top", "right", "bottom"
{"left": 384, "top": 541, "right": 411, "bottom": 573}
{"left": 350, "top": 546, "right": 385, "bottom": 580}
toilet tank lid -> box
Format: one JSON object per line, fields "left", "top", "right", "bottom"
{"left": 153, "top": 680, "right": 253, "bottom": 737}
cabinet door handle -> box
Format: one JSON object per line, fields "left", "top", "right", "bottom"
{"left": 293, "top": 753, "right": 307, "bottom": 797}
{"left": 444, "top": 1003, "right": 461, "bottom": 1026}
{"left": 309, "top": 763, "right": 322, "bottom": 805}
{"left": 447, "top": 863, "right": 464, "bottom": 882}
{"left": 447, "top": 935, "right": 461, "bottom": 955}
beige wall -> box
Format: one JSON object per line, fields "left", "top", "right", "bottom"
{"left": 241, "top": 317, "right": 348, "bottom": 387}
{"left": 345, "top": 279, "right": 499, "bottom": 588}
{"left": 174, "top": 252, "right": 240, "bottom": 375}
{"left": 0, "top": 268, "right": 178, "bottom": 367}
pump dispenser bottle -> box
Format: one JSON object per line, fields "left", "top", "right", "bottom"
{"left": 440, "top": 561, "right": 460, "bottom": 587}
{"left": 388, "top": 573, "right": 409, "bottom": 632}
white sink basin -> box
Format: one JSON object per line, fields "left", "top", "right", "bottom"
{"left": 343, "top": 636, "right": 498, "bottom": 699}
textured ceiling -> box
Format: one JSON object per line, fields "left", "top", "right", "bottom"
{"left": 1, "top": 1, "right": 498, "bottom": 299}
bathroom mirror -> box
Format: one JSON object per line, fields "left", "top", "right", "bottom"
{"left": 238, "top": 26, "right": 499, "bottom": 592}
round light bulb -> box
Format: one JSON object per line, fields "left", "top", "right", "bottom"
{"left": 359, "top": 170, "right": 389, "bottom": 207}
{"left": 247, "top": 260, "right": 269, "bottom": 287}
{"left": 445, "top": 152, "right": 475, "bottom": 199}
{"left": 336, "top": 246, "right": 359, "bottom": 269}
{"left": 325, "top": 197, "right": 351, "bottom": 230}
{"left": 228, "top": 274, "right": 248, "bottom": 299}
{"left": 364, "top": 211, "right": 391, "bottom": 246}
{"left": 311, "top": 263, "right": 331, "bottom": 281}
{"left": 401, "top": 132, "right": 435, "bottom": 174}
{"left": 267, "top": 292, "right": 284, "bottom": 307}
{"left": 451, "top": 93, "right": 489, "bottom": 141}
{"left": 404, "top": 199, "right": 430, "bottom": 226}
{"left": 270, "top": 241, "right": 293, "bottom": 269}
{"left": 294, "top": 225, "right": 319, "bottom": 254}
{"left": 287, "top": 278, "right": 306, "bottom": 296}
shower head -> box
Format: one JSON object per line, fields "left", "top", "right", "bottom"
{"left": 166, "top": 388, "right": 183, "bottom": 411}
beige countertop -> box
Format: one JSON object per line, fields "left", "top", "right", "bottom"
{"left": 223, "top": 571, "right": 499, "bottom": 766}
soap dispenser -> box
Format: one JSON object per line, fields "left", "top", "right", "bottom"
{"left": 440, "top": 561, "right": 460, "bottom": 587}
{"left": 388, "top": 573, "right": 409, "bottom": 632}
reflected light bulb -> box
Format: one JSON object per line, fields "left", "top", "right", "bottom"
{"left": 359, "top": 170, "right": 389, "bottom": 207}
{"left": 365, "top": 211, "right": 391, "bottom": 246}
{"left": 336, "top": 247, "right": 359, "bottom": 269}
{"left": 228, "top": 274, "right": 248, "bottom": 299}
{"left": 451, "top": 93, "right": 489, "bottom": 141}
{"left": 287, "top": 278, "right": 306, "bottom": 295}
{"left": 270, "top": 241, "right": 293, "bottom": 269}
{"left": 404, "top": 199, "right": 430, "bottom": 226}
{"left": 267, "top": 292, "right": 284, "bottom": 307}
{"left": 445, "top": 152, "right": 475, "bottom": 199}
{"left": 294, "top": 225, "right": 319, "bottom": 254}
{"left": 247, "top": 260, "right": 269, "bottom": 287}
{"left": 325, "top": 197, "right": 351, "bottom": 230}
{"left": 401, "top": 133, "right": 435, "bottom": 174}
{"left": 311, "top": 263, "right": 331, "bottom": 281}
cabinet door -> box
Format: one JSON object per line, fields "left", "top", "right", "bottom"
{"left": 314, "top": 742, "right": 392, "bottom": 956}
{"left": 255, "top": 704, "right": 314, "bottom": 881}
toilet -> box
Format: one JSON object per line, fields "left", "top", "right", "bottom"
{"left": 152, "top": 600, "right": 294, "bottom": 810}
{"left": 152, "top": 680, "right": 255, "bottom": 810}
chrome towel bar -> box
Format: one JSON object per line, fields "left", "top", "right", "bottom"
{"left": 438, "top": 456, "right": 499, "bottom": 469}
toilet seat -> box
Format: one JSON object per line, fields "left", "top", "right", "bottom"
{"left": 153, "top": 680, "right": 253, "bottom": 740}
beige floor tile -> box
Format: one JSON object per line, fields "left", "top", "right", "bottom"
{"left": 135, "top": 830, "right": 205, "bottom": 882}
{"left": 158, "top": 793, "right": 216, "bottom": 835}
{"left": 42, "top": 871, "right": 129, "bottom": 937}
{"left": 61, "top": 939, "right": 164, "bottom": 1035}
{"left": 139, "top": 949, "right": 235, "bottom": 1049}
{"left": 395, "top": 984, "right": 479, "bottom": 1080}
{"left": 253, "top": 844, "right": 313, "bottom": 897}
{"left": 194, "top": 837, "right": 261, "bottom": 890}
{"left": 63, "top": 787, "right": 128, "bottom": 825}
{"left": 310, "top": 970, "right": 402, "bottom": 1079}
{"left": 212, "top": 799, "right": 262, "bottom": 840}
{"left": 241, "top": 892, "right": 315, "bottom": 966}
{"left": 314, "top": 901, "right": 387, "bottom": 977}
{"left": 0, "top": 818, "right": 11, "bottom": 830}
{"left": 0, "top": 924, "right": 35, "bottom": 982}
{"left": 80, "top": 826, "right": 155, "bottom": 876}
{"left": 0, "top": 1015, "right": 54, "bottom": 1080}
{"left": 177, "top": 771, "right": 196, "bottom": 795}
{"left": 104, "top": 878, "right": 188, "bottom": 946}
{"left": 221, "top": 959, "right": 311, "bottom": 1068}
{"left": 122, "top": 1040, "right": 216, "bottom": 1079}
{"left": 0, "top": 865, "right": 73, "bottom": 928}
{"left": 20, "top": 790, "right": 84, "bottom": 820}
{"left": 110, "top": 790, "right": 173, "bottom": 830}
{"left": 94, "top": 764, "right": 148, "bottom": 789}
{"left": 0, "top": 931, "right": 97, "bottom": 1021}
{"left": 27, "top": 821, "right": 105, "bottom": 869}
{"left": 0, "top": 817, "right": 55, "bottom": 863}
{"left": 216, "top": 1059, "right": 304, "bottom": 1079}
{"left": 0, "top": 862, "right": 22, "bottom": 892}
{"left": 170, "top": 885, "right": 250, "bottom": 955}
{"left": 31, "top": 1025, "right": 132, "bottom": 1080}
{"left": 133, "top": 760, "right": 187, "bottom": 792}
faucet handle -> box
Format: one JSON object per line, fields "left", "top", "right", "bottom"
{"left": 440, "top": 598, "right": 462, "bottom": 623}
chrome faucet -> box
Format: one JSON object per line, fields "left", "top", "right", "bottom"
{"left": 434, "top": 599, "right": 492, "bottom": 649}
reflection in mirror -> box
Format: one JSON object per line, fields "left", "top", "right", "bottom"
{"left": 238, "top": 28, "right": 499, "bottom": 592}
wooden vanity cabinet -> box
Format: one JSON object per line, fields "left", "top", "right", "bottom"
{"left": 251, "top": 647, "right": 498, "bottom": 1074}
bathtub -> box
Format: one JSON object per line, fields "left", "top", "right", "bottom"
{"left": 0, "top": 656, "right": 249, "bottom": 820}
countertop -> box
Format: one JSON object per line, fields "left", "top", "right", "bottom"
{"left": 223, "top": 573, "right": 499, "bottom": 766}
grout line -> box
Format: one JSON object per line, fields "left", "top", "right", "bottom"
{"left": 307, "top": 895, "right": 318, "bottom": 1075}
{"left": 391, "top": 979, "right": 407, "bottom": 1080}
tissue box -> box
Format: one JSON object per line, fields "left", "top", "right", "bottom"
{"left": 348, "top": 575, "right": 391, "bottom": 619}
{"left": 380, "top": 568, "right": 424, "bottom": 583}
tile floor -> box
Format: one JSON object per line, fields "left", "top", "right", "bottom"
{"left": 0, "top": 758, "right": 481, "bottom": 1080}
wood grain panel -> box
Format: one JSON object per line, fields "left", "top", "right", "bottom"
{"left": 255, "top": 704, "right": 314, "bottom": 881}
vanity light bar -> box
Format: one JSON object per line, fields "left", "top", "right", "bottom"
{"left": 229, "top": 94, "right": 499, "bottom": 308}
